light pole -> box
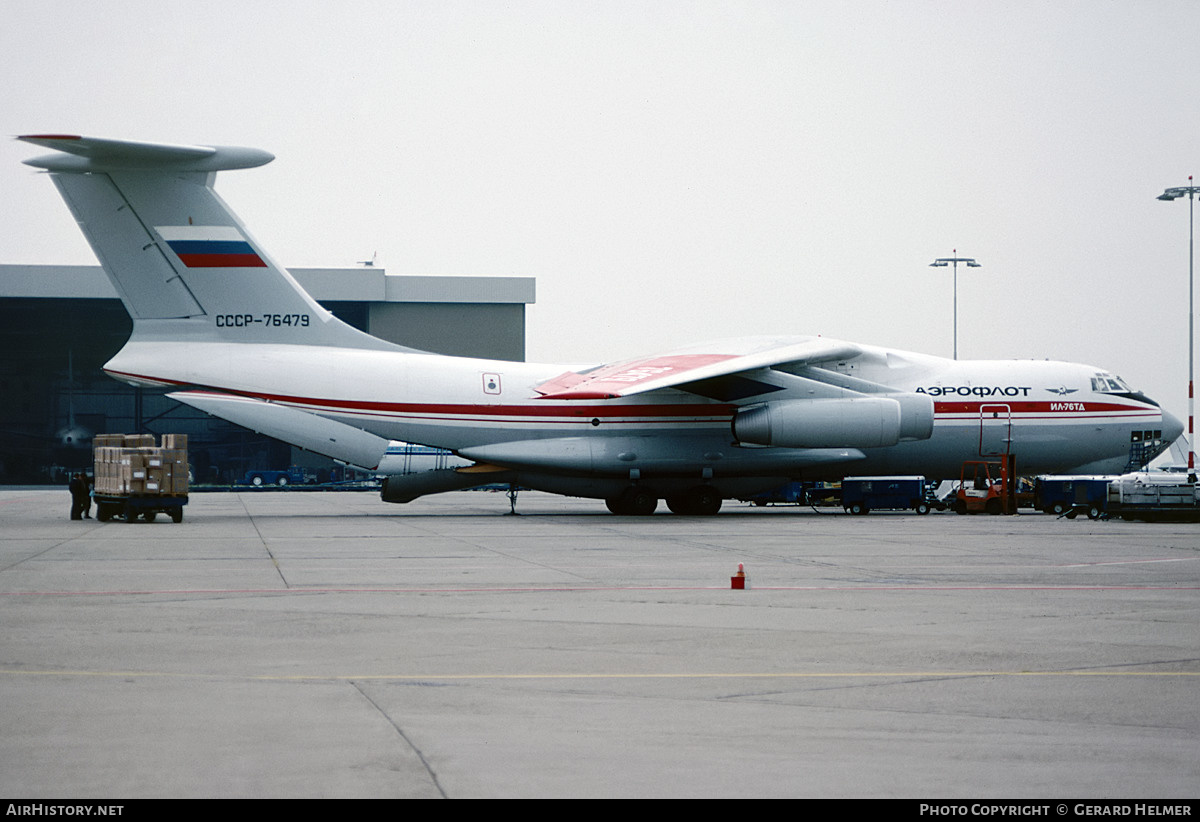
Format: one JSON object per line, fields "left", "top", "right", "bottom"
{"left": 1157, "top": 177, "right": 1198, "bottom": 484}
{"left": 929, "top": 250, "right": 981, "bottom": 360}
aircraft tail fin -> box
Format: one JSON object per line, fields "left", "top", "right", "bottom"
{"left": 20, "top": 134, "right": 406, "bottom": 351}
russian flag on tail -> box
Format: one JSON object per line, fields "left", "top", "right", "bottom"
{"left": 157, "top": 225, "right": 267, "bottom": 268}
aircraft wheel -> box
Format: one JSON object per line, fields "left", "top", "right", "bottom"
{"left": 686, "top": 487, "right": 720, "bottom": 513}
{"left": 606, "top": 487, "right": 658, "bottom": 516}
{"left": 667, "top": 486, "right": 722, "bottom": 516}
{"left": 626, "top": 488, "right": 658, "bottom": 515}
{"left": 667, "top": 487, "right": 720, "bottom": 513}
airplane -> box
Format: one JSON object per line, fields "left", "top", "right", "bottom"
{"left": 17, "top": 134, "right": 1184, "bottom": 514}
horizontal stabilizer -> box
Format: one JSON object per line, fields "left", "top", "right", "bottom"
{"left": 170, "top": 391, "right": 389, "bottom": 469}
{"left": 20, "top": 134, "right": 274, "bottom": 173}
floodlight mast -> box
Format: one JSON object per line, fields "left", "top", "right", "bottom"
{"left": 1157, "top": 176, "right": 1198, "bottom": 483}
{"left": 929, "top": 250, "right": 981, "bottom": 360}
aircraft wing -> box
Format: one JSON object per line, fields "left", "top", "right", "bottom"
{"left": 534, "top": 336, "right": 861, "bottom": 399}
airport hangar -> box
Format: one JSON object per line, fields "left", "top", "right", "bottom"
{"left": 0, "top": 264, "right": 535, "bottom": 484}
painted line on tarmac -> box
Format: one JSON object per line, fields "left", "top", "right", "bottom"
{"left": 3, "top": 583, "right": 1200, "bottom": 596}
{"left": 1053, "top": 557, "right": 1198, "bottom": 568}
{"left": 1, "top": 669, "right": 1197, "bottom": 681}
{"left": 278, "top": 671, "right": 1200, "bottom": 681}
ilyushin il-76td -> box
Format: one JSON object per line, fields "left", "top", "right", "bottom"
{"left": 19, "top": 134, "right": 1182, "bottom": 514}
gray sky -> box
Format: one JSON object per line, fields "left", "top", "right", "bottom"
{"left": 3, "top": 0, "right": 1198, "bottom": 424}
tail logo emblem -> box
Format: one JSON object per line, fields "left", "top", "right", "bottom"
{"left": 157, "top": 225, "right": 266, "bottom": 268}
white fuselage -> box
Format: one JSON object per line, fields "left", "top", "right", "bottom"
{"left": 104, "top": 334, "right": 1179, "bottom": 497}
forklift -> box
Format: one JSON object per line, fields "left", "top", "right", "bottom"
{"left": 953, "top": 454, "right": 1019, "bottom": 515}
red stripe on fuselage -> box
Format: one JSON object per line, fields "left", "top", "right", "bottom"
{"left": 114, "top": 374, "right": 736, "bottom": 421}
{"left": 934, "top": 400, "right": 1157, "bottom": 416}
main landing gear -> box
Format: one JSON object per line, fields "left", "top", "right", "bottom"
{"left": 605, "top": 485, "right": 723, "bottom": 516}
{"left": 605, "top": 486, "right": 658, "bottom": 516}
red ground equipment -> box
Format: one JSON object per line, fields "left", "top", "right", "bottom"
{"left": 953, "top": 459, "right": 1013, "bottom": 515}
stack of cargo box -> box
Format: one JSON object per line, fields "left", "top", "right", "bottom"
{"left": 93, "top": 434, "right": 189, "bottom": 496}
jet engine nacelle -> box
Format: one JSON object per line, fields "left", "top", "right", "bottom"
{"left": 733, "top": 396, "right": 930, "bottom": 449}
{"left": 380, "top": 467, "right": 514, "bottom": 503}
{"left": 891, "top": 392, "right": 935, "bottom": 442}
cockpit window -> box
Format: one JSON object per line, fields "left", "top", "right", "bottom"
{"left": 1091, "top": 373, "right": 1131, "bottom": 393}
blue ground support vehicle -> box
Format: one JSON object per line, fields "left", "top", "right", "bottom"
{"left": 841, "top": 476, "right": 932, "bottom": 515}
{"left": 1034, "top": 476, "right": 1113, "bottom": 519}
{"left": 239, "top": 466, "right": 314, "bottom": 487}
{"left": 745, "top": 481, "right": 809, "bottom": 505}
{"left": 742, "top": 481, "right": 840, "bottom": 506}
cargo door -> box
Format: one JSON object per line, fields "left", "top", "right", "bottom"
{"left": 979, "top": 404, "right": 1012, "bottom": 456}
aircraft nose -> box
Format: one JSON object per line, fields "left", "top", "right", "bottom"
{"left": 1161, "top": 407, "right": 1185, "bottom": 443}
